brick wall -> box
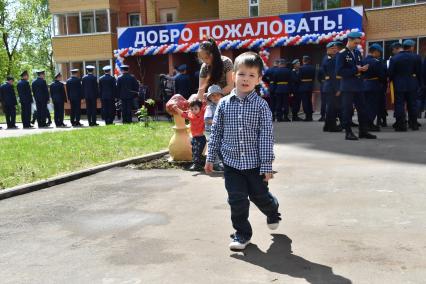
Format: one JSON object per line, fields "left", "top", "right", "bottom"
{"left": 365, "top": 4, "right": 426, "bottom": 40}
{"left": 178, "top": 0, "right": 218, "bottom": 21}
{"left": 50, "top": 0, "right": 112, "bottom": 13}
{"left": 52, "top": 34, "right": 115, "bottom": 62}
{"left": 218, "top": 0, "right": 288, "bottom": 19}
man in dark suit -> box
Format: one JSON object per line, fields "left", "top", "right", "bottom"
{"left": 297, "top": 56, "right": 316, "bottom": 122}
{"left": 99, "top": 65, "right": 117, "bottom": 125}
{"left": 174, "top": 64, "right": 192, "bottom": 100}
{"left": 50, "top": 72, "right": 68, "bottom": 127}
{"left": 117, "top": 65, "right": 139, "bottom": 123}
{"left": 82, "top": 65, "right": 99, "bottom": 126}
{"left": 0, "top": 76, "right": 18, "bottom": 129}
{"left": 32, "top": 70, "right": 50, "bottom": 128}
{"left": 17, "top": 71, "right": 34, "bottom": 128}
{"left": 272, "top": 59, "right": 295, "bottom": 122}
{"left": 66, "top": 69, "right": 84, "bottom": 127}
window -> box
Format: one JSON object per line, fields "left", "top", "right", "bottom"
{"left": 313, "top": 0, "right": 325, "bottom": 10}
{"left": 128, "top": 13, "right": 141, "bottom": 26}
{"left": 355, "top": 0, "right": 373, "bottom": 8}
{"left": 52, "top": 10, "right": 111, "bottom": 36}
{"left": 327, "top": 0, "right": 341, "bottom": 8}
{"left": 368, "top": 37, "right": 424, "bottom": 61}
{"left": 160, "top": 9, "right": 177, "bottom": 23}
{"left": 249, "top": 0, "right": 259, "bottom": 17}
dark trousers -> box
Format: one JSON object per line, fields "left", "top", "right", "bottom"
{"left": 341, "top": 91, "right": 369, "bottom": 131}
{"left": 365, "top": 91, "right": 381, "bottom": 123}
{"left": 224, "top": 165, "right": 279, "bottom": 240}
{"left": 301, "top": 91, "right": 313, "bottom": 117}
{"left": 121, "top": 99, "right": 133, "bottom": 123}
{"left": 21, "top": 102, "right": 32, "bottom": 127}
{"left": 378, "top": 90, "right": 387, "bottom": 120}
{"left": 394, "top": 91, "right": 417, "bottom": 122}
{"left": 275, "top": 92, "right": 289, "bottom": 120}
{"left": 325, "top": 92, "right": 338, "bottom": 125}
{"left": 86, "top": 98, "right": 97, "bottom": 125}
{"left": 4, "top": 105, "right": 16, "bottom": 128}
{"left": 191, "top": 135, "right": 206, "bottom": 165}
{"left": 35, "top": 101, "right": 47, "bottom": 127}
{"left": 292, "top": 92, "right": 302, "bottom": 117}
{"left": 53, "top": 101, "right": 64, "bottom": 126}
{"left": 102, "top": 99, "right": 115, "bottom": 124}
{"left": 417, "top": 88, "right": 426, "bottom": 114}
{"left": 70, "top": 100, "right": 81, "bottom": 125}
{"left": 320, "top": 90, "right": 326, "bottom": 117}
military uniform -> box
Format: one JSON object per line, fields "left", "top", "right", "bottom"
{"left": 32, "top": 72, "right": 50, "bottom": 128}
{"left": 66, "top": 70, "right": 83, "bottom": 126}
{"left": 117, "top": 65, "right": 139, "bottom": 123}
{"left": 99, "top": 66, "right": 117, "bottom": 125}
{"left": 17, "top": 71, "right": 33, "bottom": 128}
{"left": 0, "top": 78, "right": 17, "bottom": 129}
{"left": 335, "top": 31, "right": 376, "bottom": 140}
{"left": 272, "top": 62, "right": 294, "bottom": 121}
{"left": 262, "top": 64, "right": 278, "bottom": 117}
{"left": 388, "top": 40, "right": 422, "bottom": 131}
{"left": 419, "top": 58, "right": 426, "bottom": 118}
{"left": 82, "top": 66, "right": 99, "bottom": 126}
{"left": 317, "top": 64, "right": 326, "bottom": 121}
{"left": 297, "top": 58, "right": 316, "bottom": 121}
{"left": 291, "top": 60, "right": 302, "bottom": 121}
{"left": 50, "top": 73, "right": 67, "bottom": 127}
{"left": 174, "top": 64, "right": 192, "bottom": 100}
{"left": 362, "top": 44, "right": 386, "bottom": 131}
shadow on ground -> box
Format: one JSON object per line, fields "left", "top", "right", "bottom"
{"left": 273, "top": 117, "right": 426, "bottom": 165}
{"left": 232, "top": 234, "right": 352, "bottom": 284}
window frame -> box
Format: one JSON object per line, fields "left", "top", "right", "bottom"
{"left": 128, "top": 13, "right": 142, "bottom": 27}
{"left": 249, "top": 0, "right": 260, "bottom": 17}
{"left": 366, "top": 35, "right": 425, "bottom": 60}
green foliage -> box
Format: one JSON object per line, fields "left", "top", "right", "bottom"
{"left": 0, "top": 122, "right": 173, "bottom": 189}
{"left": 138, "top": 99, "right": 156, "bottom": 127}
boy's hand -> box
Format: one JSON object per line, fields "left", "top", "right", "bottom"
{"left": 204, "top": 162, "right": 214, "bottom": 174}
{"left": 263, "top": 173, "right": 274, "bottom": 182}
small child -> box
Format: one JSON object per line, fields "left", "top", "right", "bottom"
{"left": 204, "top": 84, "right": 224, "bottom": 172}
{"left": 173, "top": 99, "right": 207, "bottom": 171}
{"left": 205, "top": 52, "right": 281, "bottom": 251}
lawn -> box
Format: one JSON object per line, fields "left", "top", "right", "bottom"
{"left": 0, "top": 113, "right": 70, "bottom": 124}
{"left": 0, "top": 122, "right": 173, "bottom": 189}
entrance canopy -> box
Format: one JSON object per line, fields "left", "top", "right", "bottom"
{"left": 114, "top": 7, "right": 363, "bottom": 73}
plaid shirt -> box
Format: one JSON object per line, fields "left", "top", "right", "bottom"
{"left": 207, "top": 89, "right": 275, "bottom": 174}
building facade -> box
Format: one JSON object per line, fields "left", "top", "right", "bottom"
{"left": 50, "top": 0, "right": 426, "bottom": 107}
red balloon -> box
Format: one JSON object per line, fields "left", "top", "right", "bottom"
{"left": 166, "top": 94, "right": 190, "bottom": 115}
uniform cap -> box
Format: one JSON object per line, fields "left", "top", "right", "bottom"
{"left": 71, "top": 68, "right": 79, "bottom": 73}
{"left": 292, "top": 59, "right": 300, "bottom": 65}
{"left": 54, "top": 72, "right": 62, "bottom": 79}
{"left": 390, "top": 42, "right": 402, "bottom": 50}
{"left": 85, "top": 65, "right": 95, "bottom": 70}
{"left": 334, "top": 41, "right": 344, "bottom": 47}
{"left": 177, "top": 64, "right": 187, "bottom": 72}
{"left": 120, "top": 64, "right": 129, "bottom": 70}
{"left": 326, "top": 42, "right": 336, "bottom": 49}
{"left": 102, "top": 65, "right": 112, "bottom": 71}
{"left": 402, "top": 39, "right": 415, "bottom": 47}
{"left": 207, "top": 84, "right": 223, "bottom": 98}
{"left": 20, "top": 70, "right": 28, "bottom": 77}
{"left": 36, "top": 70, "right": 45, "bottom": 75}
{"left": 369, "top": 43, "right": 383, "bottom": 53}
{"left": 347, "top": 31, "right": 363, "bottom": 39}
{"left": 303, "top": 55, "right": 311, "bottom": 61}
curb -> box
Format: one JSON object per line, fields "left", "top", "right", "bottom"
{"left": 0, "top": 150, "right": 169, "bottom": 200}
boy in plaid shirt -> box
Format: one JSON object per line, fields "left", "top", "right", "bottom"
{"left": 205, "top": 52, "right": 281, "bottom": 250}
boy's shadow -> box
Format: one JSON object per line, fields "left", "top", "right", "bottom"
{"left": 231, "top": 234, "right": 352, "bottom": 284}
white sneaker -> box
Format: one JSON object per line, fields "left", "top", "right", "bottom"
{"left": 267, "top": 212, "right": 282, "bottom": 230}
{"left": 267, "top": 223, "right": 280, "bottom": 230}
{"left": 229, "top": 234, "right": 250, "bottom": 250}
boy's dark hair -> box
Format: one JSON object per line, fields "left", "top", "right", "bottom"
{"left": 189, "top": 99, "right": 203, "bottom": 108}
{"left": 233, "top": 52, "right": 264, "bottom": 76}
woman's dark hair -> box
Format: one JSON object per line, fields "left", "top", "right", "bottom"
{"left": 189, "top": 99, "right": 203, "bottom": 108}
{"left": 199, "top": 38, "right": 224, "bottom": 86}
{"left": 233, "top": 52, "right": 264, "bottom": 76}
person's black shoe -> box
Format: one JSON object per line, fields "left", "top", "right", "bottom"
{"left": 424, "top": 112, "right": 426, "bottom": 119}
{"left": 345, "top": 131, "right": 358, "bottom": 141}
{"left": 189, "top": 163, "right": 204, "bottom": 171}
{"left": 418, "top": 112, "right": 422, "bottom": 119}
{"left": 359, "top": 131, "right": 377, "bottom": 139}
{"left": 303, "top": 116, "right": 313, "bottom": 122}
{"left": 394, "top": 121, "right": 407, "bottom": 132}
{"left": 350, "top": 122, "right": 359, "bottom": 127}
{"left": 368, "top": 124, "right": 381, "bottom": 132}
{"left": 409, "top": 121, "right": 419, "bottom": 131}
{"left": 292, "top": 116, "right": 302, "bottom": 121}
{"left": 283, "top": 116, "right": 291, "bottom": 122}
{"left": 329, "top": 125, "right": 343, "bottom": 132}
{"left": 381, "top": 118, "right": 387, "bottom": 128}
{"left": 323, "top": 124, "right": 329, "bottom": 132}
{"left": 318, "top": 116, "right": 325, "bottom": 122}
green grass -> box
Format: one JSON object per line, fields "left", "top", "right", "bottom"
{"left": 0, "top": 122, "right": 173, "bottom": 189}
{"left": 0, "top": 113, "right": 71, "bottom": 124}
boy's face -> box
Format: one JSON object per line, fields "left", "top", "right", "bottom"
{"left": 209, "top": 93, "right": 222, "bottom": 104}
{"left": 233, "top": 64, "right": 262, "bottom": 95}
{"left": 190, "top": 105, "right": 201, "bottom": 114}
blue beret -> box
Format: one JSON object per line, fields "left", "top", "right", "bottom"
{"left": 390, "top": 42, "right": 402, "bottom": 49}
{"left": 292, "top": 59, "right": 300, "bottom": 65}
{"left": 369, "top": 43, "right": 383, "bottom": 53}
{"left": 402, "top": 39, "right": 415, "bottom": 47}
{"left": 326, "top": 42, "right": 336, "bottom": 48}
{"left": 347, "top": 31, "right": 363, "bottom": 39}
{"left": 177, "top": 64, "right": 187, "bottom": 72}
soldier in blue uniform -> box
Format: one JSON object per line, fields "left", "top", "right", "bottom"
{"left": 174, "top": 64, "right": 192, "bottom": 100}
{"left": 262, "top": 59, "right": 279, "bottom": 119}
{"left": 317, "top": 61, "right": 326, "bottom": 122}
{"left": 336, "top": 31, "right": 376, "bottom": 140}
{"left": 32, "top": 70, "right": 50, "bottom": 128}
{"left": 17, "top": 71, "right": 34, "bottom": 128}
{"left": 0, "top": 76, "right": 18, "bottom": 129}
{"left": 50, "top": 72, "right": 68, "bottom": 127}
{"left": 322, "top": 42, "right": 342, "bottom": 132}
{"left": 66, "top": 69, "right": 83, "bottom": 127}
{"left": 99, "top": 65, "right": 117, "bottom": 125}
{"left": 362, "top": 43, "right": 386, "bottom": 132}
{"left": 291, "top": 59, "right": 302, "bottom": 121}
{"left": 388, "top": 39, "right": 422, "bottom": 131}
{"left": 272, "top": 59, "right": 294, "bottom": 122}
{"left": 117, "top": 65, "right": 139, "bottom": 123}
{"left": 82, "top": 65, "right": 99, "bottom": 126}
{"left": 297, "top": 56, "right": 316, "bottom": 121}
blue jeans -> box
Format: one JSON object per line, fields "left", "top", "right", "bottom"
{"left": 191, "top": 135, "right": 206, "bottom": 165}
{"left": 224, "top": 165, "right": 280, "bottom": 240}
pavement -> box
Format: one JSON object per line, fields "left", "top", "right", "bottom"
{"left": 0, "top": 118, "right": 425, "bottom": 284}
